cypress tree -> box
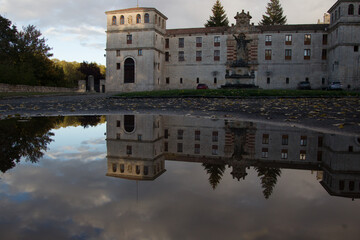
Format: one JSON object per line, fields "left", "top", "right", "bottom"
{"left": 205, "top": 0, "right": 229, "bottom": 27}
{"left": 259, "top": 0, "right": 287, "bottom": 26}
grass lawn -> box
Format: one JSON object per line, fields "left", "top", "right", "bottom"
{"left": 115, "top": 89, "right": 360, "bottom": 98}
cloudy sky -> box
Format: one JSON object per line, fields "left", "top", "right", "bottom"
{"left": 1, "top": 0, "right": 333, "bottom": 65}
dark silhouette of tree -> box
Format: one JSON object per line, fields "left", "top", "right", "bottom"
{"left": 0, "top": 15, "right": 18, "bottom": 63}
{"left": 77, "top": 116, "right": 102, "bottom": 128}
{"left": 78, "top": 61, "right": 105, "bottom": 92}
{"left": 202, "top": 162, "right": 226, "bottom": 190}
{"left": 0, "top": 117, "right": 58, "bottom": 173}
{"left": 205, "top": 0, "right": 229, "bottom": 27}
{"left": 255, "top": 166, "right": 281, "bottom": 199}
{"left": 259, "top": 0, "right": 287, "bottom": 26}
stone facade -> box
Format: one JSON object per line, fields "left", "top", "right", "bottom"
{"left": 105, "top": 1, "right": 360, "bottom": 92}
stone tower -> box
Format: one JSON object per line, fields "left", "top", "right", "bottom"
{"left": 105, "top": 8, "right": 168, "bottom": 92}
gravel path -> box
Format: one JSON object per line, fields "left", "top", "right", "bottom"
{"left": 1, "top": 94, "right": 359, "bottom": 134}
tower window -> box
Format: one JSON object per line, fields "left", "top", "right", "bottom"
{"left": 354, "top": 46, "right": 359, "bottom": 52}
{"left": 286, "top": 78, "right": 289, "bottom": 84}
{"left": 304, "top": 49, "right": 311, "bottom": 60}
{"left": 136, "top": 14, "right": 141, "bottom": 24}
{"left": 166, "top": 77, "right": 170, "bottom": 84}
{"left": 127, "top": 35, "right": 132, "bottom": 44}
{"left": 265, "top": 49, "right": 272, "bottom": 60}
{"left": 112, "top": 16, "right": 117, "bottom": 25}
{"left": 196, "top": 37, "right": 202, "bottom": 47}
{"left": 179, "top": 38, "right": 184, "bottom": 48}
{"left": 116, "top": 63, "right": 120, "bottom": 70}
{"left": 180, "top": 78, "right": 183, "bottom": 84}
{"left": 214, "top": 50, "right": 220, "bottom": 61}
{"left": 285, "top": 35, "right": 292, "bottom": 45}
{"left": 196, "top": 51, "right": 202, "bottom": 61}
{"left": 267, "top": 77, "right": 270, "bottom": 84}
{"left": 285, "top": 49, "right": 292, "bottom": 60}
{"left": 144, "top": 13, "right": 150, "bottom": 23}
{"left": 165, "top": 38, "right": 169, "bottom": 48}
{"left": 120, "top": 15, "right": 124, "bottom": 24}
{"left": 178, "top": 51, "right": 184, "bottom": 61}
{"left": 165, "top": 52, "right": 169, "bottom": 62}
{"left": 348, "top": 4, "right": 354, "bottom": 15}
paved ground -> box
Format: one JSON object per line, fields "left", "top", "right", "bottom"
{"left": 0, "top": 93, "right": 359, "bottom": 135}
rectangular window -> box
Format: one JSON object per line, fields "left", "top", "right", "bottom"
{"left": 349, "top": 181, "right": 355, "bottom": 191}
{"left": 262, "top": 148, "right": 268, "bottom": 158}
{"left": 322, "top": 49, "right": 327, "bottom": 60}
{"left": 138, "top": 49, "right": 142, "bottom": 56}
{"left": 117, "top": 120, "right": 121, "bottom": 127}
{"left": 179, "top": 38, "right": 184, "bottom": 48}
{"left": 137, "top": 134, "right": 142, "bottom": 141}
{"left": 214, "top": 36, "right": 220, "bottom": 46}
{"left": 339, "top": 180, "right": 345, "bottom": 191}
{"left": 317, "top": 151, "right": 323, "bottom": 162}
{"left": 164, "top": 129, "right": 169, "bottom": 138}
{"left": 285, "top": 49, "right": 292, "bottom": 60}
{"left": 195, "top": 130, "right": 200, "bottom": 141}
{"left": 318, "top": 137, "right": 324, "bottom": 147}
{"left": 196, "top": 51, "right": 202, "bottom": 61}
{"left": 262, "top": 134, "right": 269, "bottom": 144}
{"left": 178, "top": 51, "right": 184, "bottom": 61}
{"left": 265, "top": 35, "right": 272, "bottom": 46}
{"left": 196, "top": 37, "right": 202, "bottom": 47}
{"left": 180, "top": 78, "right": 183, "bottom": 84}
{"left": 116, "top": 50, "right": 121, "bottom": 57}
{"left": 214, "top": 50, "right": 220, "bottom": 61}
{"left": 265, "top": 49, "right": 272, "bottom": 60}
{"left": 304, "top": 49, "right": 311, "bottom": 60}
{"left": 165, "top": 52, "right": 169, "bottom": 62}
{"left": 127, "top": 34, "right": 132, "bottom": 44}
{"left": 354, "top": 46, "right": 359, "bottom": 52}
{"left": 177, "top": 143, "right": 183, "bottom": 153}
{"left": 164, "top": 142, "right": 168, "bottom": 152}
{"left": 300, "top": 150, "right": 306, "bottom": 160}
{"left": 349, "top": 146, "right": 353, "bottom": 152}
{"left": 322, "top": 34, "right": 328, "bottom": 45}
{"left": 212, "top": 145, "right": 218, "bottom": 155}
{"left": 214, "top": 77, "right": 217, "bottom": 84}
{"left": 120, "top": 164, "right": 124, "bottom": 173}
{"left": 177, "top": 129, "right": 183, "bottom": 140}
{"left": 165, "top": 38, "right": 169, "bottom": 48}
{"left": 126, "top": 145, "right": 132, "bottom": 155}
{"left": 116, "top": 133, "right": 121, "bottom": 140}
{"left": 304, "top": 34, "right": 311, "bottom": 45}
{"left": 282, "top": 135, "right": 289, "bottom": 145}
{"left": 144, "top": 166, "right": 148, "bottom": 175}
{"left": 285, "top": 35, "right": 292, "bottom": 45}
{"left": 281, "top": 149, "right": 288, "bottom": 159}
{"left": 166, "top": 77, "right": 170, "bottom": 84}
{"left": 212, "top": 131, "right": 218, "bottom": 142}
{"left": 286, "top": 78, "right": 290, "bottom": 84}
{"left": 267, "top": 77, "right": 270, "bottom": 84}
{"left": 196, "top": 77, "right": 199, "bottom": 83}
{"left": 116, "top": 63, "right": 121, "bottom": 70}
{"left": 194, "top": 144, "right": 200, "bottom": 154}
{"left": 300, "top": 136, "right": 307, "bottom": 146}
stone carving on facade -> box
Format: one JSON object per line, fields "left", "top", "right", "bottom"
{"left": 128, "top": 15, "right": 132, "bottom": 24}
{"left": 233, "top": 33, "right": 251, "bottom": 67}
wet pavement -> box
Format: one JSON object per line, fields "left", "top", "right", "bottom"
{"left": 0, "top": 93, "right": 359, "bottom": 134}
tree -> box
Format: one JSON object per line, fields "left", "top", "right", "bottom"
{"left": 259, "top": 0, "right": 287, "bottom": 26}
{"left": 205, "top": 0, "right": 229, "bottom": 27}
{"left": 78, "top": 61, "right": 105, "bottom": 92}
{"left": 202, "top": 162, "right": 226, "bottom": 190}
{"left": 255, "top": 166, "right": 282, "bottom": 199}
{"left": 0, "top": 15, "right": 18, "bottom": 63}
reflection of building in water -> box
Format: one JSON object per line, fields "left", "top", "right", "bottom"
{"left": 106, "top": 115, "right": 165, "bottom": 180}
{"left": 106, "top": 114, "right": 360, "bottom": 199}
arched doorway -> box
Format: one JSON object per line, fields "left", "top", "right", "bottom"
{"left": 124, "top": 58, "right": 135, "bottom": 83}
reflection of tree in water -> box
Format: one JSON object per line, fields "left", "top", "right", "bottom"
{"left": 0, "top": 116, "right": 104, "bottom": 173}
{"left": 255, "top": 166, "right": 282, "bottom": 199}
{"left": 0, "top": 117, "right": 58, "bottom": 173}
{"left": 202, "top": 162, "right": 226, "bottom": 190}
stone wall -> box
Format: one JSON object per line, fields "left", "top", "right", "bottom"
{"left": 0, "top": 83, "right": 79, "bottom": 93}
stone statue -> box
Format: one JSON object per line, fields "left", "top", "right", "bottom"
{"left": 233, "top": 33, "right": 251, "bottom": 62}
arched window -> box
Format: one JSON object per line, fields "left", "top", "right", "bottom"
{"left": 120, "top": 15, "right": 124, "bottom": 24}
{"left": 144, "top": 13, "right": 150, "bottom": 23}
{"left": 124, "top": 115, "right": 135, "bottom": 132}
{"left": 348, "top": 4, "right": 354, "bottom": 15}
{"left": 124, "top": 58, "right": 135, "bottom": 83}
{"left": 112, "top": 16, "right": 117, "bottom": 25}
{"left": 136, "top": 14, "right": 141, "bottom": 23}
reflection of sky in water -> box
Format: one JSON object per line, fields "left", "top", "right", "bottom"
{"left": 1, "top": 123, "right": 360, "bottom": 240}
